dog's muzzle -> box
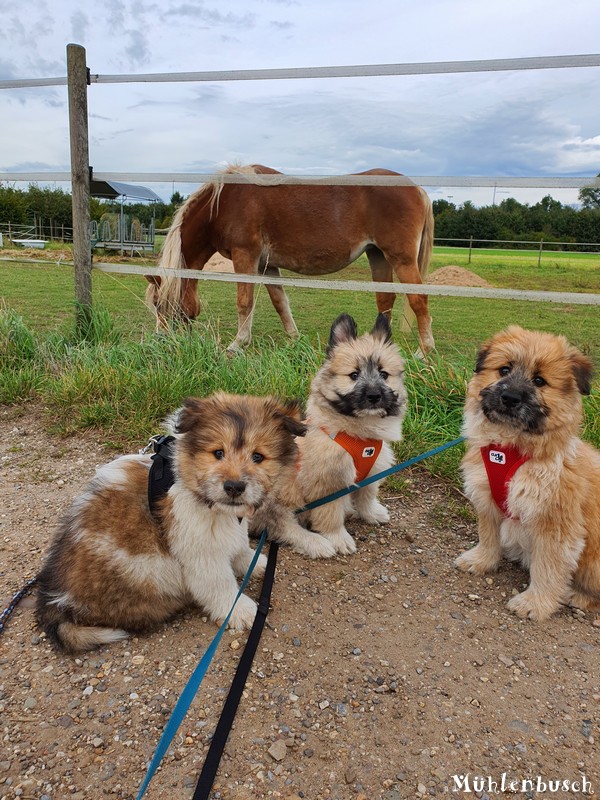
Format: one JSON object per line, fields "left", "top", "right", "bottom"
{"left": 480, "top": 381, "right": 546, "bottom": 433}
{"left": 223, "top": 480, "right": 247, "bottom": 499}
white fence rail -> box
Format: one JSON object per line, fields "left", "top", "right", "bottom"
{"left": 1, "top": 46, "right": 600, "bottom": 315}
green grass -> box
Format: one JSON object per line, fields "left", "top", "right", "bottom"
{"left": 1, "top": 247, "right": 599, "bottom": 485}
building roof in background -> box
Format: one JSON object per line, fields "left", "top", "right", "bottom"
{"left": 90, "top": 179, "right": 162, "bottom": 202}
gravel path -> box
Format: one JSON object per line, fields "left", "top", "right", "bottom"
{"left": 1, "top": 404, "right": 598, "bottom": 799}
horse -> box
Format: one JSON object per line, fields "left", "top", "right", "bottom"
{"left": 147, "top": 164, "right": 435, "bottom": 355}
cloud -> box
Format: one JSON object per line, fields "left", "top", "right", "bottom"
{"left": 167, "top": 3, "right": 257, "bottom": 27}
{"left": 124, "top": 29, "right": 152, "bottom": 66}
{"left": 70, "top": 10, "right": 89, "bottom": 41}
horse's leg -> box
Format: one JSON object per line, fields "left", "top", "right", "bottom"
{"left": 263, "top": 266, "right": 299, "bottom": 339}
{"left": 227, "top": 248, "right": 261, "bottom": 353}
{"left": 366, "top": 247, "right": 395, "bottom": 320}
{"left": 388, "top": 257, "right": 435, "bottom": 357}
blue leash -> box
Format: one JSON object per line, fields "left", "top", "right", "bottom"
{"left": 298, "top": 436, "right": 465, "bottom": 512}
{"left": 0, "top": 577, "right": 37, "bottom": 634}
{"left": 136, "top": 529, "right": 268, "bottom": 800}
{"left": 137, "top": 435, "right": 464, "bottom": 798}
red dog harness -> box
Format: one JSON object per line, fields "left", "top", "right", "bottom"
{"left": 326, "top": 429, "right": 383, "bottom": 482}
{"left": 480, "top": 444, "right": 530, "bottom": 517}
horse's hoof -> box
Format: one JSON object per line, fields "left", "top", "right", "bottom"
{"left": 226, "top": 342, "right": 244, "bottom": 356}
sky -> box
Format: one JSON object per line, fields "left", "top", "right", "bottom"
{"left": 1, "top": 0, "right": 600, "bottom": 206}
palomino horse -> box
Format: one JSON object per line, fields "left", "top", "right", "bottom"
{"left": 147, "top": 165, "right": 435, "bottom": 354}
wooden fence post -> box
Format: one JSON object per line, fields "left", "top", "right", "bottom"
{"left": 67, "top": 43, "right": 92, "bottom": 328}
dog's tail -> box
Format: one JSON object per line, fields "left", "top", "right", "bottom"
{"left": 46, "top": 621, "right": 129, "bottom": 653}
{"left": 36, "top": 592, "right": 129, "bottom": 653}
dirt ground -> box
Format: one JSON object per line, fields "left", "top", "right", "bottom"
{"left": 1, "top": 404, "right": 598, "bottom": 800}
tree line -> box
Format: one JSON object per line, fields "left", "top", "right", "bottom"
{"left": 1, "top": 183, "right": 599, "bottom": 250}
{"left": 0, "top": 185, "right": 185, "bottom": 233}
{"left": 433, "top": 195, "right": 600, "bottom": 250}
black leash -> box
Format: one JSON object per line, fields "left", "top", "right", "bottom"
{"left": 191, "top": 541, "right": 279, "bottom": 800}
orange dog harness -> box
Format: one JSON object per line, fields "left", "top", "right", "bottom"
{"left": 480, "top": 444, "right": 530, "bottom": 518}
{"left": 327, "top": 429, "right": 383, "bottom": 483}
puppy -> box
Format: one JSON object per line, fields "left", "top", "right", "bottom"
{"left": 455, "top": 325, "right": 600, "bottom": 620}
{"left": 263, "top": 313, "right": 406, "bottom": 557}
{"left": 36, "top": 393, "right": 306, "bottom": 653}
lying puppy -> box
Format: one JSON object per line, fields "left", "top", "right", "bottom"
{"left": 36, "top": 393, "right": 306, "bottom": 652}
{"left": 257, "top": 313, "right": 406, "bottom": 557}
{"left": 455, "top": 325, "right": 600, "bottom": 620}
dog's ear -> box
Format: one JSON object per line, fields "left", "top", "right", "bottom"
{"left": 175, "top": 397, "right": 205, "bottom": 433}
{"left": 327, "top": 314, "right": 358, "bottom": 355}
{"left": 474, "top": 347, "right": 489, "bottom": 373}
{"left": 371, "top": 313, "right": 392, "bottom": 343}
{"left": 570, "top": 350, "right": 594, "bottom": 395}
{"left": 274, "top": 399, "right": 307, "bottom": 437}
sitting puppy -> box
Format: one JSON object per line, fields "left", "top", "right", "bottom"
{"left": 36, "top": 393, "right": 306, "bottom": 652}
{"left": 455, "top": 325, "right": 600, "bottom": 620}
{"left": 258, "top": 313, "right": 406, "bottom": 557}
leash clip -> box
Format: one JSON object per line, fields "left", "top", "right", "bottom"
{"left": 139, "top": 434, "right": 163, "bottom": 455}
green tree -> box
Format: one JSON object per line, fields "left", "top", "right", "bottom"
{"left": 578, "top": 173, "right": 600, "bottom": 209}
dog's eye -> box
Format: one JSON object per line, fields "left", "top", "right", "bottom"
{"left": 533, "top": 376, "right": 546, "bottom": 387}
{"left": 379, "top": 370, "right": 389, "bottom": 380}
{"left": 349, "top": 371, "right": 360, "bottom": 381}
{"left": 251, "top": 452, "right": 264, "bottom": 464}
{"left": 499, "top": 366, "right": 511, "bottom": 376}
{"left": 213, "top": 449, "right": 225, "bottom": 460}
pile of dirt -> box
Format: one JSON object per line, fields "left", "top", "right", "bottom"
{"left": 427, "top": 266, "right": 491, "bottom": 288}
{"left": 1, "top": 246, "right": 73, "bottom": 262}
{"left": 1, "top": 406, "right": 599, "bottom": 800}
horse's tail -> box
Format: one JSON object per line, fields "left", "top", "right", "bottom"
{"left": 417, "top": 188, "right": 434, "bottom": 280}
{"left": 401, "top": 187, "right": 434, "bottom": 333}
{"left": 154, "top": 196, "right": 194, "bottom": 322}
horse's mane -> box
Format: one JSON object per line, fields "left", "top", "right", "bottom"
{"left": 159, "top": 164, "right": 281, "bottom": 275}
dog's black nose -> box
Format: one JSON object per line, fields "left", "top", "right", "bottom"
{"left": 500, "top": 388, "right": 524, "bottom": 407}
{"left": 366, "top": 389, "right": 382, "bottom": 404}
{"left": 224, "top": 480, "right": 246, "bottom": 498}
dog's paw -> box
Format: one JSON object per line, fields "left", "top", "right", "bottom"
{"left": 227, "top": 594, "right": 258, "bottom": 631}
{"left": 294, "top": 532, "right": 337, "bottom": 559}
{"left": 507, "top": 589, "right": 559, "bottom": 621}
{"left": 354, "top": 501, "right": 390, "bottom": 525}
{"left": 455, "top": 545, "right": 500, "bottom": 576}
{"left": 252, "top": 552, "right": 268, "bottom": 578}
{"left": 326, "top": 529, "right": 357, "bottom": 556}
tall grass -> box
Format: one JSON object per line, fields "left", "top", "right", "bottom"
{"left": 1, "top": 306, "right": 598, "bottom": 486}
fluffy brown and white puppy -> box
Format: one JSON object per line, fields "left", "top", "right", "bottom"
{"left": 36, "top": 393, "right": 306, "bottom": 653}
{"left": 266, "top": 313, "right": 407, "bottom": 557}
{"left": 455, "top": 325, "right": 600, "bottom": 620}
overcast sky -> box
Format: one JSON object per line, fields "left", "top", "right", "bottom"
{"left": 1, "top": 0, "right": 600, "bottom": 205}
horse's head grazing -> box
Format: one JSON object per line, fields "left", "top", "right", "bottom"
{"left": 144, "top": 275, "right": 200, "bottom": 331}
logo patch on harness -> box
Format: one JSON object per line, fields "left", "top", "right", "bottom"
{"left": 480, "top": 444, "right": 531, "bottom": 517}
{"left": 362, "top": 446, "right": 376, "bottom": 458}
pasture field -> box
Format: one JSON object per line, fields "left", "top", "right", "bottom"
{"left": 1, "top": 247, "right": 599, "bottom": 484}
{"left": 1, "top": 246, "right": 599, "bottom": 351}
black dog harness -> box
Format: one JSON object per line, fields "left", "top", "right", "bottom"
{"left": 147, "top": 435, "right": 176, "bottom": 518}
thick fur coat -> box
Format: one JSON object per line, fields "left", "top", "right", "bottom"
{"left": 255, "top": 313, "right": 406, "bottom": 557}
{"left": 36, "top": 393, "right": 306, "bottom": 652}
{"left": 455, "top": 326, "right": 600, "bottom": 620}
